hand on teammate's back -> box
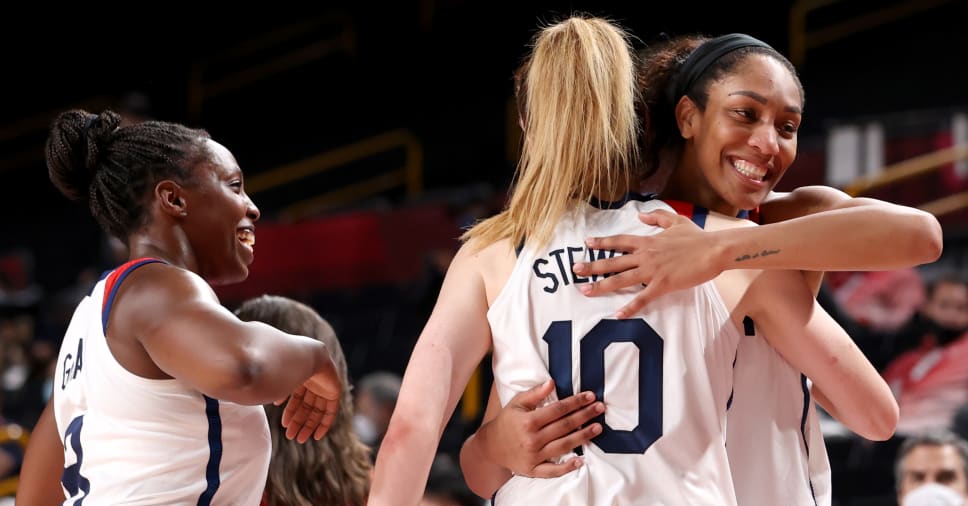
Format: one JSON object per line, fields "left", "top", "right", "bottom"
{"left": 479, "top": 379, "right": 605, "bottom": 478}
{"left": 575, "top": 210, "right": 722, "bottom": 317}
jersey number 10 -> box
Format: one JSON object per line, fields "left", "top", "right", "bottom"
{"left": 542, "top": 319, "right": 663, "bottom": 454}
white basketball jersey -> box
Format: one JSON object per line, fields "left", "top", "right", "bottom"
{"left": 667, "top": 201, "right": 831, "bottom": 506}
{"left": 488, "top": 195, "right": 742, "bottom": 506}
{"left": 53, "top": 258, "right": 270, "bottom": 505}
{"left": 727, "top": 330, "right": 831, "bottom": 506}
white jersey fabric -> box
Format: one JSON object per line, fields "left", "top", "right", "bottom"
{"left": 669, "top": 200, "right": 830, "bottom": 506}
{"left": 488, "top": 195, "right": 742, "bottom": 506}
{"left": 727, "top": 335, "right": 830, "bottom": 506}
{"left": 53, "top": 258, "right": 270, "bottom": 505}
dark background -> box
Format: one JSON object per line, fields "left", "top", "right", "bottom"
{"left": 3, "top": 0, "right": 967, "bottom": 294}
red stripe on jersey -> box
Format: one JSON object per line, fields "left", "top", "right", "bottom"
{"left": 665, "top": 200, "right": 695, "bottom": 219}
{"left": 101, "top": 257, "right": 162, "bottom": 315}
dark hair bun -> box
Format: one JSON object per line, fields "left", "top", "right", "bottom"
{"left": 45, "top": 109, "right": 122, "bottom": 202}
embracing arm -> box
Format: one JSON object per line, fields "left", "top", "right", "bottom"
{"left": 459, "top": 381, "right": 602, "bottom": 498}
{"left": 460, "top": 385, "right": 514, "bottom": 498}
{"left": 744, "top": 268, "right": 899, "bottom": 441}
{"left": 576, "top": 186, "right": 941, "bottom": 315}
{"left": 122, "top": 265, "right": 341, "bottom": 442}
{"left": 128, "top": 266, "right": 338, "bottom": 407}
{"left": 718, "top": 186, "right": 942, "bottom": 271}
{"left": 16, "top": 398, "right": 66, "bottom": 506}
{"left": 369, "top": 244, "right": 494, "bottom": 506}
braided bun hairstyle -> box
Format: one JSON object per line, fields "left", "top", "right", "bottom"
{"left": 45, "top": 110, "right": 211, "bottom": 241}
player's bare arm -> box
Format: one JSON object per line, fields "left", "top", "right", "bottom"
{"left": 574, "top": 187, "right": 942, "bottom": 315}
{"left": 370, "top": 241, "right": 495, "bottom": 506}
{"left": 735, "top": 267, "right": 898, "bottom": 441}
{"left": 16, "top": 399, "right": 67, "bottom": 505}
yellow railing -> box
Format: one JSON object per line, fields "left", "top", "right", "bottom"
{"left": 789, "top": 0, "right": 952, "bottom": 66}
{"left": 842, "top": 143, "right": 968, "bottom": 217}
{"left": 187, "top": 13, "right": 356, "bottom": 121}
{"left": 919, "top": 190, "right": 968, "bottom": 217}
{"left": 843, "top": 144, "right": 968, "bottom": 196}
{"left": 0, "top": 423, "right": 28, "bottom": 496}
{"left": 246, "top": 129, "right": 423, "bottom": 221}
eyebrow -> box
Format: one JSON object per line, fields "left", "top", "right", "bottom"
{"left": 728, "top": 90, "right": 802, "bottom": 114}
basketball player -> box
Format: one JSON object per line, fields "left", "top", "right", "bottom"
{"left": 462, "top": 33, "right": 934, "bottom": 505}
{"left": 16, "top": 110, "right": 342, "bottom": 505}
{"left": 369, "top": 20, "right": 896, "bottom": 505}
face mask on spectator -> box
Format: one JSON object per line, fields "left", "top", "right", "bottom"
{"left": 353, "top": 413, "right": 379, "bottom": 446}
{"left": 921, "top": 318, "right": 968, "bottom": 347}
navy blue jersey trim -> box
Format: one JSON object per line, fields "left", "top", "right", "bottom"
{"left": 689, "top": 205, "right": 709, "bottom": 229}
{"left": 91, "top": 269, "right": 112, "bottom": 296}
{"left": 800, "top": 374, "right": 819, "bottom": 506}
{"left": 742, "top": 317, "right": 756, "bottom": 336}
{"left": 101, "top": 259, "right": 164, "bottom": 332}
{"left": 197, "top": 395, "right": 223, "bottom": 505}
{"left": 726, "top": 349, "right": 738, "bottom": 411}
{"left": 588, "top": 192, "right": 657, "bottom": 210}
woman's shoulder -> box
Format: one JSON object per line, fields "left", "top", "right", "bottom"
{"left": 108, "top": 261, "right": 220, "bottom": 330}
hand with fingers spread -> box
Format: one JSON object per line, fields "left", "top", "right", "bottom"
{"left": 476, "top": 379, "right": 604, "bottom": 478}
{"left": 281, "top": 365, "right": 341, "bottom": 443}
{"left": 573, "top": 209, "right": 727, "bottom": 318}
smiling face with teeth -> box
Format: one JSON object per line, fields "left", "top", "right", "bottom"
{"left": 177, "top": 139, "right": 261, "bottom": 286}
{"left": 671, "top": 54, "right": 803, "bottom": 216}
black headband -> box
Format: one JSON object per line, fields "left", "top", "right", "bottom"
{"left": 670, "top": 33, "right": 773, "bottom": 104}
{"left": 81, "top": 113, "right": 98, "bottom": 139}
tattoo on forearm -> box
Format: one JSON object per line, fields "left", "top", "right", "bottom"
{"left": 734, "top": 249, "right": 781, "bottom": 263}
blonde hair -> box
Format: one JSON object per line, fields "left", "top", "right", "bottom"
{"left": 235, "top": 295, "right": 372, "bottom": 506}
{"left": 463, "top": 16, "right": 639, "bottom": 249}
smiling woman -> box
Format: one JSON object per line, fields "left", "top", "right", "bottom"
{"left": 644, "top": 34, "right": 805, "bottom": 216}
{"left": 458, "top": 33, "right": 917, "bottom": 506}
{"left": 15, "top": 109, "right": 343, "bottom": 506}
{"left": 169, "top": 138, "right": 260, "bottom": 285}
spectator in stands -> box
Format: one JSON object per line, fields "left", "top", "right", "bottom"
{"left": 0, "top": 421, "right": 27, "bottom": 498}
{"left": 353, "top": 371, "right": 401, "bottom": 459}
{"left": 912, "top": 273, "right": 968, "bottom": 347}
{"left": 818, "top": 271, "right": 968, "bottom": 372}
{"left": 883, "top": 272, "right": 968, "bottom": 434}
{"left": 826, "top": 268, "right": 926, "bottom": 332}
{"left": 896, "top": 431, "right": 968, "bottom": 505}
{"left": 0, "top": 304, "right": 48, "bottom": 429}
{"left": 421, "top": 454, "right": 482, "bottom": 506}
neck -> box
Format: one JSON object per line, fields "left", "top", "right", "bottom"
{"left": 126, "top": 225, "right": 197, "bottom": 273}
{"left": 593, "top": 188, "right": 629, "bottom": 203}
{"left": 661, "top": 149, "right": 739, "bottom": 217}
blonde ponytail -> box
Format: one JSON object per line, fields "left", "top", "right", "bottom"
{"left": 464, "top": 16, "right": 639, "bottom": 249}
